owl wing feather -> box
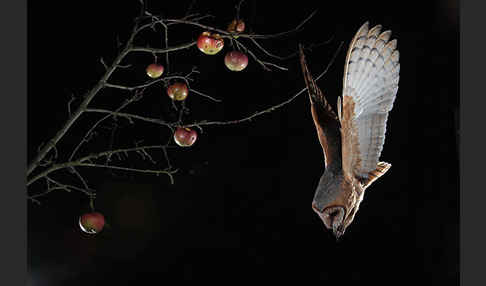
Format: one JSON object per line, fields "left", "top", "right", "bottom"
{"left": 299, "top": 45, "right": 342, "bottom": 169}
{"left": 340, "top": 22, "right": 400, "bottom": 181}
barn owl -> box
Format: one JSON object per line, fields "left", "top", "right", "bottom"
{"left": 300, "top": 22, "right": 400, "bottom": 238}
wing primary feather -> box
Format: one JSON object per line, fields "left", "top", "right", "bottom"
{"left": 299, "top": 45, "right": 342, "bottom": 169}
{"left": 340, "top": 22, "right": 400, "bottom": 180}
{"left": 299, "top": 45, "right": 338, "bottom": 119}
{"left": 343, "top": 21, "right": 369, "bottom": 88}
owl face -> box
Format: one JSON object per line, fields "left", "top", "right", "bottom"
{"left": 312, "top": 204, "right": 346, "bottom": 237}
{"left": 311, "top": 178, "right": 362, "bottom": 238}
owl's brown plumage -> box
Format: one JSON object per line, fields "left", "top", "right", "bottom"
{"left": 300, "top": 22, "right": 399, "bottom": 238}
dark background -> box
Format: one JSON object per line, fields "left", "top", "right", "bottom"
{"left": 27, "top": 0, "right": 458, "bottom": 285}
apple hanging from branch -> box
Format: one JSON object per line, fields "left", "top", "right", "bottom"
{"left": 167, "top": 82, "right": 189, "bottom": 101}
{"left": 224, "top": 51, "right": 249, "bottom": 71}
{"left": 197, "top": 32, "right": 225, "bottom": 55}
{"left": 146, "top": 63, "right": 164, "bottom": 78}
{"left": 174, "top": 127, "right": 197, "bottom": 147}
{"left": 79, "top": 212, "right": 105, "bottom": 234}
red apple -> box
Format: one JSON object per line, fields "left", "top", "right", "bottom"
{"left": 79, "top": 212, "right": 105, "bottom": 234}
{"left": 227, "top": 19, "right": 245, "bottom": 33}
{"left": 146, "top": 63, "right": 164, "bottom": 78}
{"left": 174, "top": 127, "right": 197, "bottom": 147}
{"left": 167, "top": 82, "right": 189, "bottom": 101}
{"left": 224, "top": 51, "right": 249, "bottom": 71}
{"left": 197, "top": 31, "right": 224, "bottom": 55}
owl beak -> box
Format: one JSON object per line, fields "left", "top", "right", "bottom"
{"left": 332, "top": 224, "right": 345, "bottom": 240}
{"left": 312, "top": 204, "right": 346, "bottom": 238}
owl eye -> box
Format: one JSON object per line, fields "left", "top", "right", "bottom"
{"left": 328, "top": 209, "right": 340, "bottom": 218}
{"left": 327, "top": 208, "right": 343, "bottom": 222}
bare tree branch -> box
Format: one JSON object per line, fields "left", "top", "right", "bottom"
{"left": 246, "top": 37, "right": 287, "bottom": 60}
{"left": 243, "top": 10, "right": 317, "bottom": 39}
{"left": 67, "top": 94, "right": 76, "bottom": 117}
{"left": 76, "top": 163, "right": 176, "bottom": 179}
{"left": 162, "top": 22, "right": 170, "bottom": 73}
{"left": 85, "top": 109, "right": 174, "bottom": 128}
{"left": 28, "top": 176, "right": 97, "bottom": 205}
{"left": 69, "top": 167, "right": 92, "bottom": 193}
{"left": 79, "top": 145, "right": 175, "bottom": 162}
{"left": 104, "top": 74, "right": 192, "bottom": 92}
{"left": 28, "top": 145, "right": 177, "bottom": 187}
{"left": 130, "top": 41, "right": 196, "bottom": 53}
{"left": 235, "top": 0, "right": 245, "bottom": 21}
{"left": 100, "top": 57, "right": 108, "bottom": 70}
{"left": 190, "top": 88, "right": 222, "bottom": 103}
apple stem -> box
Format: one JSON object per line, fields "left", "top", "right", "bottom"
{"left": 89, "top": 197, "right": 95, "bottom": 212}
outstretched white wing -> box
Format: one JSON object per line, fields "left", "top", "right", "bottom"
{"left": 340, "top": 22, "right": 399, "bottom": 180}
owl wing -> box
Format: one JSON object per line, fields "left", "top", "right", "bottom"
{"left": 299, "top": 45, "right": 342, "bottom": 168}
{"left": 339, "top": 22, "right": 399, "bottom": 181}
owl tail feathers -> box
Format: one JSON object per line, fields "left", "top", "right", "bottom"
{"left": 362, "top": 162, "right": 391, "bottom": 190}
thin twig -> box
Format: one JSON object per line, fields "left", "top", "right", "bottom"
{"left": 79, "top": 145, "right": 175, "bottom": 162}
{"left": 76, "top": 163, "right": 177, "bottom": 184}
{"left": 28, "top": 176, "right": 95, "bottom": 203}
{"left": 69, "top": 167, "right": 92, "bottom": 192}
{"left": 184, "top": 91, "right": 302, "bottom": 127}
{"left": 105, "top": 120, "right": 119, "bottom": 174}
{"left": 85, "top": 109, "right": 174, "bottom": 128}
{"left": 247, "top": 37, "right": 286, "bottom": 60}
{"left": 104, "top": 80, "right": 162, "bottom": 91}
{"left": 144, "top": 13, "right": 172, "bottom": 72}
{"left": 272, "top": 35, "right": 336, "bottom": 61}
{"left": 46, "top": 176, "right": 93, "bottom": 196}
{"left": 116, "top": 63, "right": 132, "bottom": 69}
{"left": 104, "top": 75, "right": 189, "bottom": 91}
{"left": 28, "top": 188, "right": 59, "bottom": 204}
{"left": 67, "top": 94, "right": 75, "bottom": 117}
{"left": 259, "top": 61, "right": 288, "bottom": 71}
{"left": 177, "top": 100, "right": 187, "bottom": 124}
{"left": 100, "top": 57, "right": 108, "bottom": 70}
{"left": 185, "top": 0, "right": 198, "bottom": 17}
{"left": 190, "top": 88, "right": 222, "bottom": 103}
{"left": 183, "top": 14, "right": 213, "bottom": 23}
{"left": 244, "top": 10, "right": 317, "bottom": 39}
{"left": 161, "top": 137, "right": 173, "bottom": 170}
{"left": 236, "top": 0, "right": 245, "bottom": 21}
{"left": 130, "top": 41, "right": 196, "bottom": 53}
{"left": 162, "top": 22, "right": 170, "bottom": 73}
{"left": 164, "top": 19, "right": 229, "bottom": 35}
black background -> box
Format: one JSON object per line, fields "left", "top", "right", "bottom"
{"left": 27, "top": 0, "right": 458, "bottom": 285}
